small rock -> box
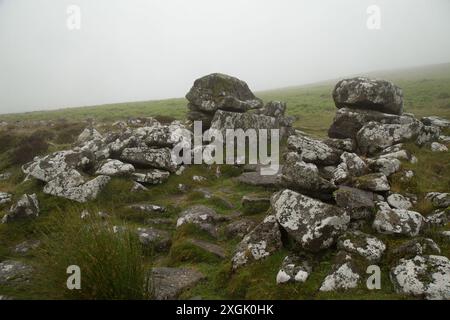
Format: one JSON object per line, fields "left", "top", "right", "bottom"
{"left": 319, "top": 253, "right": 361, "bottom": 292}
{"left": 425, "top": 192, "right": 450, "bottom": 209}
{"left": 2, "top": 194, "right": 39, "bottom": 223}
{"left": 137, "top": 227, "right": 171, "bottom": 252}
{"left": 276, "top": 255, "right": 312, "bottom": 284}
{"left": 176, "top": 205, "right": 229, "bottom": 228}
{"left": 0, "top": 192, "right": 12, "bottom": 205}
{"left": 151, "top": 267, "right": 206, "bottom": 300}
{"left": 387, "top": 193, "right": 413, "bottom": 210}
{"left": 13, "top": 240, "right": 41, "bottom": 255}
{"left": 224, "top": 219, "right": 256, "bottom": 239}
{"left": 130, "top": 181, "right": 148, "bottom": 192}
{"left": 0, "top": 260, "right": 33, "bottom": 285}
{"left": 430, "top": 142, "right": 448, "bottom": 152}
{"left": 95, "top": 159, "right": 135, "bottom": 176}
{"left": 192, "top": 175, "right": 207, "bottom": 182}
{"left": 132, "top": 169, "right": 170, "bottom": 185}
{"left": 425, "top": 209, "right": 449, "bottom": 227}
{"left": 333, "top": 186, "right": 375, "bottom": 220}
{"left": 354, "top": 173, "right": 390, "bottom": 192}
{"left": 392, "top": 238, "right": 441, "bottom": 259}
{"left": 128, "top": 203, "right": 166, "bottom": 214}
{"left": 0, "top": 172, "right": 12, "bottom": 181}
{"left": 421, "top": 116, "right": 450, "bottom": 128}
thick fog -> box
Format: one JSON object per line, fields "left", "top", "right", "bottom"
{"left": 0, "top": 0, "right": 449, "bottom": 114}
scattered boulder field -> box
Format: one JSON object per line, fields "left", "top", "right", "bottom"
{"left": 0, "top": 74, "right": 449, "bottom": 300}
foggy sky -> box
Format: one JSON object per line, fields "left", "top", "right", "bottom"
{"left": 0, "top": 0, "right": 449, "bottom": 114}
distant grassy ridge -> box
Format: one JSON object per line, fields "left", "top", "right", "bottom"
{"left": 1, "top": 63, "right": 449, "bottom": 137}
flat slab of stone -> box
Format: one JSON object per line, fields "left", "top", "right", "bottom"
{"left": 235, "top": 171, "right": 281, "bottom": 187}
{"left": 187, "top": 239, "right": 226, "bottom": 259}
{"left": 151, "top": 267, "right": 206, "bottom": 300}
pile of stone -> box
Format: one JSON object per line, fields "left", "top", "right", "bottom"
{"left": 229, "top": 77, "right": 450, "bottom": 299}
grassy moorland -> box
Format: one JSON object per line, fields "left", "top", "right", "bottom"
{"left": 0, "top": 63, "right": 449, "bottom": 300}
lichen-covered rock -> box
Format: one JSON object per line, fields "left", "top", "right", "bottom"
{"left": 130, "top": 181, "right": 148, "bottom": 192}
{"left": 186, "top": 73, "right": 263, "bottom": 113}
{"left": 121, "top": 147, "right": 177, "bottom": 173}
{"left": 276, "top": 255, "right": 312, "bottom": 284}
{"left": 333, "top": 186, "right": 375, "bottom": 220}
{"left": 0, "top": 192, "right": 12, "bottom": 205}
{"left": 235, "top": 171, "right": 282, "bottom": 188}
{"left": 319, "top": 253, "right": 361, "bottom": 292}
{"left": 43, "top": 172, "right": 110, "bottom": 203}
{"left": 231, "top": 215, "right": 282, "bottom": 269}
{"left": 271, "top": 189, "right": 350, "bottom": 252}
{"left": 328, "top": 108, "right": 414, "bottom": 140}
{"left": 77, "top": 127, "right": 103, "bottom": 144}
{"left": 331, "top": 152, "right": 367, "bottom": 184}
{"left": 176, "top": 205, "right": 229, "bottom": 228}
{"left": 209, "top": 110, "right": 281, "bottom": 135}
{"left": 95, "top": 159, "right": 135, "bottom": 176}
{"left": 357, "top": 120, "right": 422, "bottom": 155}
{"left": 425, "top": 192, "right": 450, "bottom": 209}
{"left": 128, "top": 203, "right": 166, "bottom": 213}
{"left": 281, "top": 152, "right": 336, "bottom": 200}
{"left": 421, "top": 116, "right": 450, "bottom": 128}
{"left": 323, "top": 138, "right": 355, "bottom": 152}
{"left": 390, "top": 255, "right": 450, "bottom": 300}
{"left": 332, "top": 77, "right": 403, "bottom": 115}
{"left": 416, "top": 125, "right": 441, "bottom": 146}
{"left": 425, "top": 209, "right": 449, "bottom": 228}
{"left": 151, "top": 267, "right": 206, "bottom": 300}
{"left": 366, "top": 157, "right": 401, "bottom": 176}
{"left": 137, "top": 227, "right": 171, "bottom": 252}
{"left": 132, "top": 169, "right": 170, "bottom": 185}
{"left": 354, "top": 173, "right": 390, "bottom": 192}
{"left": 0, "top": 260, "right": 33, "bottom": 285}
{"left": 391, "top": 238, "right": 441, "bottom": 259}
{"left": 430, "top": 142, "right": 448, "bottom": 152}
{"left": 2, "top": 194, "right": 39, "bottom": 223}
{"left": 337, "top": 231, "right": 386, "bottom": 263}
{"left": 387, "top": 193, "right": 413, "bottom": 210}
{"left": 22, "top": 150, "right": 93, "bottom": 182}
{"left": 372, "top": 202, "right": 425, "bottom": 236}
{"left": 287, "top": 134, "right": 340, "bottom": 166}
{"left": 257, "top": 101, "right": 286, "bottom": 118}
{"left": 224, "top": 219, "right": 257, "bottom": 239}
{"left": 13, "top": 240, "right": 41, "bottom": 255}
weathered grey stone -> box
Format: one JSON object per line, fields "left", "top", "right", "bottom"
{"left": 425, "top": 192, "right": 450, "bottom": 209}
{"left": 331, "top": 152, "right": 368, "bottom": 184}
{"left": 387, "top": 193, "right": 413, "bottom": 210}
{"left": 373, "top": 202, "right": 425, "bottom": 236}
{"left": 390, "top": 255, "right": 450, "bottom": 300}
{"left": 425, "top": 209, "right": 449, "bottom": 228}
{"left": 319, "top": 252, "right": 362, "bottom": 292}
{"left": 224, "top": 219, "right": 257, "bottom": 240}
{"left": 187, "top": 239, "right": 226, "bottom": 259}
{"left": 323, "top": 138, "right": 356, "bottom": 152}
{"left": 241, "top": 195, "right": 270, "bottom": 215}
{"left": 95, "top": 159, "right": 134, "bottom": 176}
{"left": 2, "top": 194, "right": 39, "bottom": 223}
{"left": 13, "top": 240, "right": 41, "bottom": 255}
{"left": 357, "top": 120, "right": 422, "bottom": 155}
{"left": 333, "top": 77, "right": 403, "bottom": 115}
{"left": 272, "top": 189, "right": 350, "bottom": 252}
{"left": 0, "top": 260, "right": 33, "bottom": 285}
{"left": 151, "top": 267, "right": 206, "bottom": 300}
{"left": 276, "top": 255, "right": 312, "bottom": 284}
{"left": 354, "top": 173, "right": 390, "bottom": 192}
{"left": 231, "top": 215, "right": 282, "bottom": 269}
{"left": 43, "top": 173, "right": 110, "bottom": 203}
{"left": 0, "top": 192, "right": 12, "bottom": 205}
{"left": 367, "top": 157, "right": 401, "bottom": 177}
{"left": 416, "top": 125, "right": 441, "bottom": 146}
{"left": 333, "top": 186, "right": 375, "bottom": 220}
{"left": 77, "top": 127, "right": 102, "bottom": 144}
{"left": 137, "top": 227, "right": 171, "bottom": 252}
{"left": 337, "top": 231, "right": 386, "bottom": 263}
{"left": 209, "top": 110, "right": 281, "bottom": 135}
{"left": 186, "top": 73, "right": 263, "bottom": 113}
{"left": 392, "top": 238, "right": 441, "bottom": 259}
{"left": 430, "top": 142, "right": 448, "bottom": 152}
{"left": 176, "top": 205, "right": 229, "bottom": 228}
{"left": 421, "top": 116, "right": 450, "bottom": 128}
{"left": 128, "top": 203, "right": 166, "bottom": 214}
{"left": 236, "top": 171, "right": 282, "bottom": 188}
{"left": 132, "top": 169, "right": 170, "bottom": 185}
{"left": 121, "top": 147, "right": 177, "bottom": 173}
{"left": 281, "top": 153, "right": 336, "bottom": 200}
{"left": 287, "top": 134, "right": 340, "bottom": 166}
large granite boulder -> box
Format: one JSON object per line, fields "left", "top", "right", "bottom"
{"left": 332, "top": 77, "right": 403, "bottom": 115}
{"left": 271, "top": 189, "right": 350, "bottom": 252}
{"left": 287, "top": 134, "right": 341, "bottom": 166}
{"left": 186, "top": 73, "right": 263, "bottom": 114}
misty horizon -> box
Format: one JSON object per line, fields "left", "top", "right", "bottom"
{"left": 1, "top": 0, "right": 450, "bottom": 114}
